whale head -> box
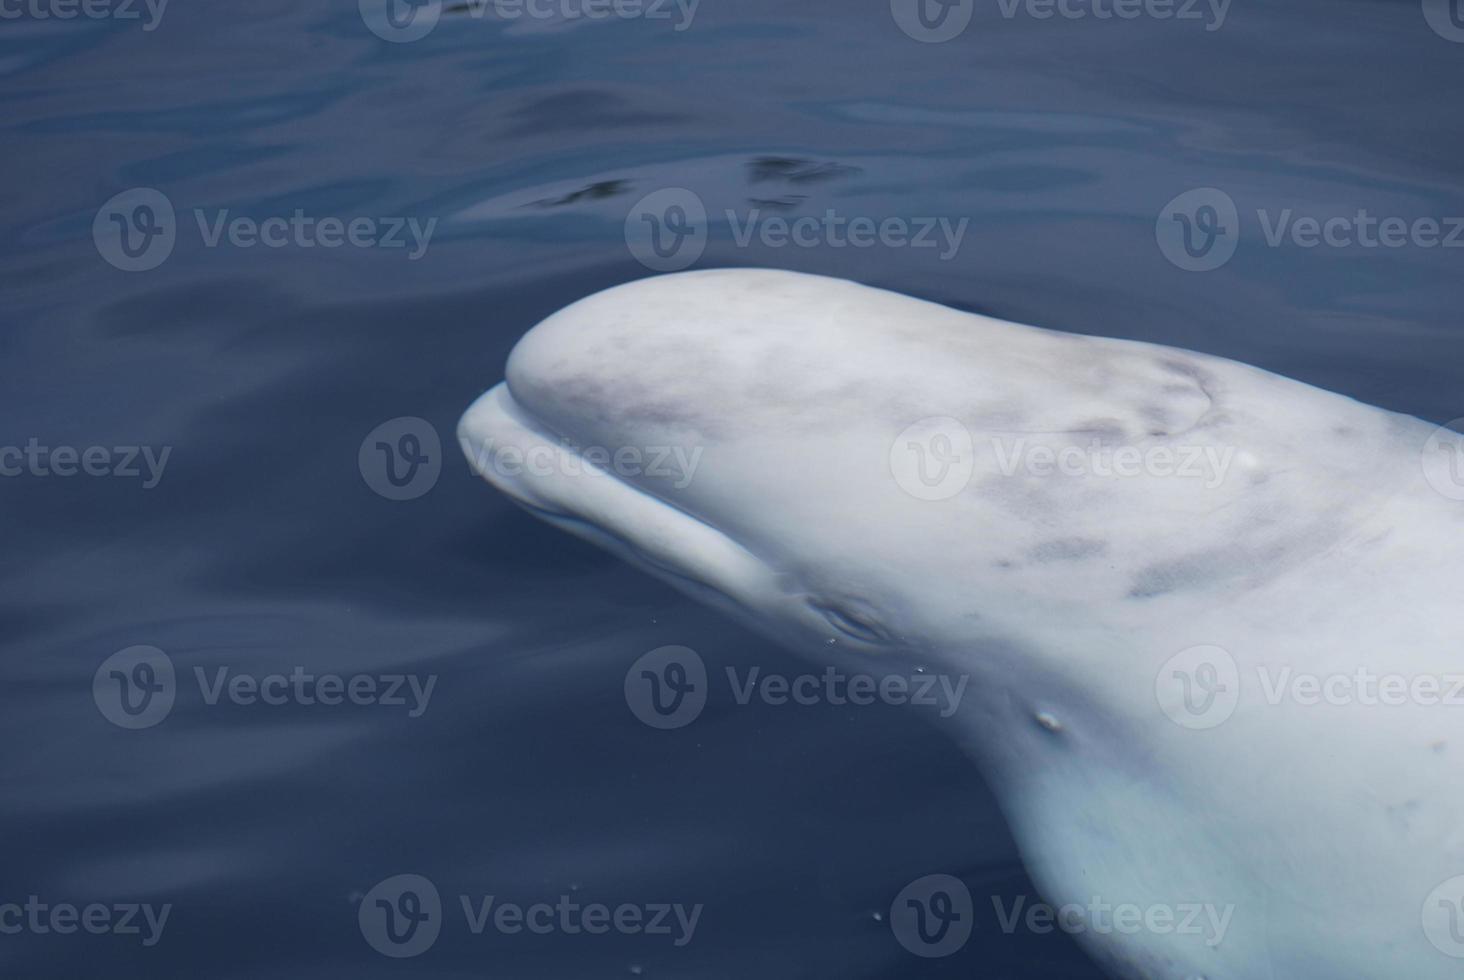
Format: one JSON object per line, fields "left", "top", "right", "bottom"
{"left": 459, "top": 268, "right": 1383, "bottom": 679}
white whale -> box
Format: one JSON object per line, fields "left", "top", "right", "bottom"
{"left": 459, "top": 268, "right": 1464, "bottom": 979}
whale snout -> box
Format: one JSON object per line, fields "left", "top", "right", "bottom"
{"left": 501, "top": 268, "right": 811, "bottom": 448}
{"left": 460, "top": 268, "right": 929, "bottom": 643}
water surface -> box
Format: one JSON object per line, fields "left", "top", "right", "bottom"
{"left": 4, "top": 0, "right": 1464, "bottom": 976}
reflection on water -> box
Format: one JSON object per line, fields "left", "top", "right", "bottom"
{"left": 3, "top": 0, "right": 1464, "bottom": 976}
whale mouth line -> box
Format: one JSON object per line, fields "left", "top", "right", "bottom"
{"left": 462, "top": 380, "right": 693, "bottom": 527}
{"left": 457, "top": 382, "right": 774, "bottom": 616}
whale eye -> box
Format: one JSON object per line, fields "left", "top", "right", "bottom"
{"left": 810, "top": 599, "right": 888, "bottom": 644}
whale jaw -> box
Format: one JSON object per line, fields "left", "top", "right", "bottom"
{"left": 458, "top": 381, "right": 785, "bottom": 624}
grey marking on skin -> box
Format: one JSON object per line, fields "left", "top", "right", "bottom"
{"left": 1069, "top": 420, "right": 1129, "bottom": 445}
{"left": 1128, "top": 550, "right": 1232, "bottom": 599}
{"left": 1029, "top": 538, "right": 1109, "bottom": 563}
{"left": 1156, "top": 357, "right": 1208, "bottom": 381}
{"left": 1142, "top": 404, "right": 1174, "bottom": 436}
{"left": 1128, "top": 515, "right": 1346, "bottom": 600}
{"left": 1386, "top": 799, "right": 1423, "bottom": 834}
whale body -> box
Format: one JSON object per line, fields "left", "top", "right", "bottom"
{"left": 459, "top": 268, "right": 1464, "bottom": 978}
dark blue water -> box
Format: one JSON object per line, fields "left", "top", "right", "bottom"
{"left": 4, "top": 0, "right": 1464, "bottom": 976}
